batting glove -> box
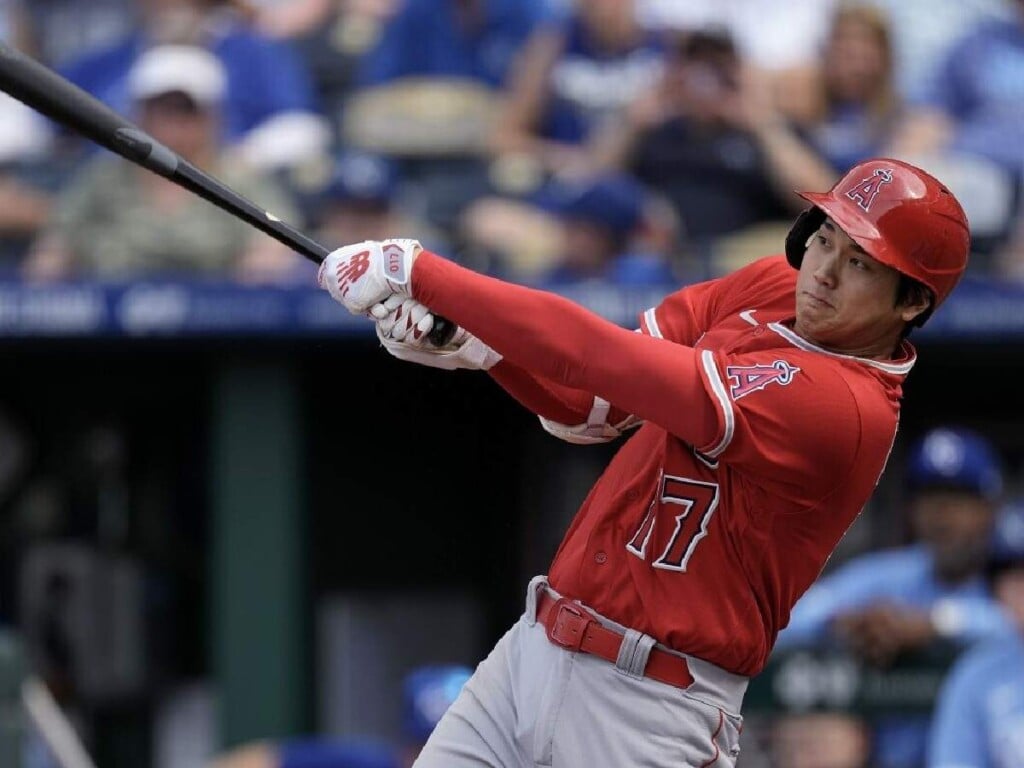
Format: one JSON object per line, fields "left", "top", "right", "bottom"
{"left": 370, "top": 296, "right": 502, "bottom": 371}
{"left": 317, "top": 238, "right": 421, "bottom": 315}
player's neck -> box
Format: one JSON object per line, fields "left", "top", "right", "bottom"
{"left": 791, "top": 320, "right": 905, "bottom": 360}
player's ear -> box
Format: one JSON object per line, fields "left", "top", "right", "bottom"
{"left": 896, "top": 276, "right": 932, "bottom": 325}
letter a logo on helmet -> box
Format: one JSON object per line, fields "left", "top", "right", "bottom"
{"left": 785, "top": 158, "right": 971, "bottom": 323}
{"left": 845, "top": 168, "right": 893, "bottom": 211}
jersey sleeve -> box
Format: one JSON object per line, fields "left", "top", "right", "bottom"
{"left": 411, "top": 252, "right": 824, "bottom": 462}
{"left": 694, "top": 349, "right": 872, "bottom": 503}
{"left": 640, "top": 255, "right": 794, "bottom": 345}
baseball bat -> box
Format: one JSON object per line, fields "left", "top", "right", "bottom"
{"left": 0, "top": 42, "right": 456, "bottom": 346}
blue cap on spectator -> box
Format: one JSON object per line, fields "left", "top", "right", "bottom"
{"left": 323, "top": 151, "right": 398, "bottom": 205}
{"left": 906, "top": 427, "right": 1003, "bottom": 501}
{"left": 402, "top": 664, "right": 472, "bottom": 743}
{"left": 539, "top": 174, "right": 645, "bottom": 238}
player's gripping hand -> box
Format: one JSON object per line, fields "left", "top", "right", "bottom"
{"left": 370, "top": 295, "right": 502, "bottom": 371}
{"left": 317, "top": 238, "right": 421, "bottom": 314}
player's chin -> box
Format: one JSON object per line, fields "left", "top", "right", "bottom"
{"left": 796, "top": 304, "right": 832, "bottom": 332}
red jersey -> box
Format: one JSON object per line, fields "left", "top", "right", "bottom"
{"left": 413, "top": 253, "right": 912, "bottom": 677}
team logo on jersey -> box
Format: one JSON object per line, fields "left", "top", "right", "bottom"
{"left": 726, "top": 360, "right": 800, "bottom": 400}
{"left": 845, "top": 168, "right": 893, "bottom": 211}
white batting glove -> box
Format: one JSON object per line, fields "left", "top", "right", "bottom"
{"left": 370, "top": 296, "right": 502, "bottom": 371}
{"left": 317, "top": 238, "right": 421, "bottom": 315}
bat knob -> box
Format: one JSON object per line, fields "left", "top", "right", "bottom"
{"left": 428, "top": 316, "right": 458, "bottom": 347}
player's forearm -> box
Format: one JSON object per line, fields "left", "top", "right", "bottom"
{"left": 488, "top": 360, "right": 633, "bottom": 425}
{"left": 414, "top": 252, "right": 717, "bottom": 444}
{"left": 488, "top": 360, "right": 591, "bottom": 423}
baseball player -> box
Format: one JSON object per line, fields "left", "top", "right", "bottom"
{"left": 317, "top": 157, "right": 969, "bottom": 767}
{"left": 928, "top": 503, "right": 1024, "bottom": 768}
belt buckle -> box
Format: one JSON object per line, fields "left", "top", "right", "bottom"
{"left": 546, "top": 598, "right": 592, "bottom": 652}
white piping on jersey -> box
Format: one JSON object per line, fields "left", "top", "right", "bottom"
{"left": 767, "top": 322, "right": 916, "bottom": 375}
{"left": 643, "top": 307, "right": 663, "bottom": 338}
{"left": 739, "top": 309, "right": 759, "bottom": 326}
{"left": 700, "top": 349, "right": 735, "bottom": 457}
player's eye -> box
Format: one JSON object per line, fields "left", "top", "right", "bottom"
{"left": 816, "top": 235, "right": 829, "bottom": 247}
{"left": 849, "top": 256, "right": 868, "bottom": 270}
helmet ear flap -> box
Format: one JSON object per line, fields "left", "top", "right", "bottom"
{"left": 786, "top": 206, "right": 826, "bottom": 269}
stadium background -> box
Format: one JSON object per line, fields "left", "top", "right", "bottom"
{"left": 0, "top": 0, "right": 1023, "bottom": 766}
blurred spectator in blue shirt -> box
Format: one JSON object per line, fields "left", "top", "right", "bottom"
{"left": 10, "top": 0, "right": 139, "bottom": 68}
{"left": 928, "top": 503, "right": 1024, "bottom": 768}
{"left": 341, "top": 1, "right": 549, "bottom": 239}
{"left": 310, "top": 150, "right": 447, "bottom": 253}
{"left": 243, "top": 0, "right": 403, "bottom": 127}
{"left": 594, "top": 27, "right": 786, "bottom": 262}
{"left": 776, "top": 426, "right": 1014, "bottom": 768}
{"left": 534, "top": 173, "right": 674, "bottom": 286}
{"left": 58, "top": 0, "right": 324, "bottom": 161}
{"left": 867, "top": 0, "right": 1013, "bottom": 103}
{"left": 491, "top": 0, "right": 664, "bottom": 179}
{"left": 891, "top": 0, "right": 1024, "bottom": 176}
{"left": 209, "top": 665, "right": 473, "bottom": 768}
{"left": 358, "top": 0, "right": 546, "bottom": 89}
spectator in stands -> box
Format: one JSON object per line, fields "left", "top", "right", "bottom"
{"left": 534, "top": 173, "right": 674, "bottom": 286}
{"left": 58, "top": 0, "right": 327, "bottom": 166}
{"left": 928, "top": 503, "right": 1024, "bottom": 767}
{"left": 9, "top": 0, "right": 139, "bottom": 68}
{"left": 889, "top": 0, "right": 1024, "bottom": 183}
{"left": 994, "top": 218, "right": 1024, "bottom": 283}
{"left": 0, "top": 93, "right": 57, "bottom": 273}
{"left": 313, "top": 150, "right": 445, "bottom": 253}
{"left": 209, "top": 665, "right": 473, "bottom": 768}
{"left": 635, "top": 0, "right": 837, "bottom": 123}
{"left": 734, "top": 2, "right": 905, "bottom": 210}
{"left": 23, "top": 45, "right": 301, "bottom": 283}
{"left": 0, "top": 4, "right": 63, "bottom": 272}
{"left": 245, "top": 0, "right": 402, "bottom": 126}
{"left": 315, "top": 150, "right": 401, "bottom": 247}
{"left": 358, "top": 0, "right": 545, "bottom": 89}
{"left": 775, "top": 426, "right": 1014, "bottom": 768}
{"left": 593, "top": 28, "right": 787, "bottom": 263}
{"left": 879, "top": 0, "right": 1024, "bottom": 262}
{"left": 490, "top": 0, "right": 664, "bottom": 180}
{"left": 866, "top": 0, "right": 1013, "bottom": 103}
{"left": 343, "top": 0, "right": 549, "bottom": 238}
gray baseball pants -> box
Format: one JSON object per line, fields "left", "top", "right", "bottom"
{"left": 413, "top": 577, "right": 746, "bottom": 768}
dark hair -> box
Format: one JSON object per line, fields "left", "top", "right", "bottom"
{"left": 678, "top": 27, "right": 738, "bottom": 61}
{"left": 896, "top": 275, "right": 933, "bottom": 337}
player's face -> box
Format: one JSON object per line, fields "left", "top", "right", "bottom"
{"left": 794, "top": 220, "right": 914, "bottom": 357}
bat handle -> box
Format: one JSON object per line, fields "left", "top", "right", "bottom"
{"left": 428, "top": 315, "right": 458, "bottom": 346}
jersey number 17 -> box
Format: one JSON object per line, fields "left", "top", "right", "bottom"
{"left": 626, "top": 474, "right": 720, "bottom": 572}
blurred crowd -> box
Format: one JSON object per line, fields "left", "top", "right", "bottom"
{"left": 1, "top": 2, "right": 1024, "bottom": 768}
{"left": 0, "top": 0, "right": 1022, "bottom": 287}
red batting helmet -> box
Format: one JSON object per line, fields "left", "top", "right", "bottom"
{"left": 785, "top": 158, "right": 970, "bottom": 321}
